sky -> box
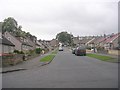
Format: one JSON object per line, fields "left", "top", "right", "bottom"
{"left": 0, "top": 0, "right": 119, "bottom": 40}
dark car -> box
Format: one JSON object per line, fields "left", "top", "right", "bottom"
{"left": 75, "top": 46, "right": 86, "bottom": 56}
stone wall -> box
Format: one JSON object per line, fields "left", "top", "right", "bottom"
{"left": 108, "top": 50, "right": 120, "bottom": 56}
{"left": 2, "top": 54, "right": 24, "bottom": 67}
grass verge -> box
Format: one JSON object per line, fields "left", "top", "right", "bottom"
{"left": 86, "top": 53, "right": 118, "bottom": 63}
{"left": 40, "top": 49, "right": 58, "bottom": 62}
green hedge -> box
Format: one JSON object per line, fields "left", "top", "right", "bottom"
{"left": 36, "top": 48, "right": 42, "bottom": 54}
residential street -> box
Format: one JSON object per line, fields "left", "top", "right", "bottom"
{"left": 2, "top": 47, "right": 118, "bottom": 88}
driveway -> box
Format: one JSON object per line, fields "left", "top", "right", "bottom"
{"left": 2, "top": 47, "right": 118, "bottom": 88}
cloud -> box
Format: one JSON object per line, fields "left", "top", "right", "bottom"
{"left": 0, "top": 0, "right": 118, "bottom": 40}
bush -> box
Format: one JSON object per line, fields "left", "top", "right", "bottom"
{"left": 14, "top": 50, "right": 24, "bottom": 54}
{"left": 28, "top": 49, "right": 35, "bottom": 55}
{"left": 96, "top": 46, "right": 104, "bottom": 51}
{"left": 86, "top": 46, "right": 91, "bottom": 50}
{"left": 36, "top": 48, "right": 42, "bottom": 54}
{"left": 14, "top": 50, "right": 20, "bottom": 54}
{"left": 19, "top": 51, "right": 24, "bottom": 54}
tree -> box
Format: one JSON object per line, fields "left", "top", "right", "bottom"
{"left": 21, "top": 31, "right": 26, "bottom": 37}
{"left": 56, "top": 31, "right": 73, "bottom": 45}
{"left": 26, "top": 32, "right": 31, "bottom": 37}
{"left": 2, "top": 17, "right": 18, "bottom": 33}
{"left": 16, "top": 25, "right": 22, "bottom": 36}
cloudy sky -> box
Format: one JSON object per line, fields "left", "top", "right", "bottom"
{"left": 0, "top": 0, "right": 118, "bottom": 40}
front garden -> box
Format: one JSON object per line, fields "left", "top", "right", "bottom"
{"left": 86, "top": 53, "right": 118, "bottom": 63}
{"left": 2, "top": 48, "right": 50, "bottom": 67}
{"left": 40, "top": 49, "right": 58, "bottom": 63}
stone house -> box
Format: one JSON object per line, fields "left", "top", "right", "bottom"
{"left": 36, "top": 40, "right": 46, "bottom": 49}
{"left": 4, "top": 31, "right": 32, "bottom": 52}
{"left": 79, "top": 39, "right": 92, "bottom": 46}
{"left": 0, "top": 35, "right": 15, "bottom": 55}
{"left": 26, "top": 37, "right": 36, "bottom": 50}
{"left": 103, "top": 33, "right": 120, "bottom": 50}
{"left": 89, "top": 36, "right": 106, "bottom": 47}
{"left": 50, "top": 39, "right": 59, "bottom": 47}
{"left": 73, "top": 36, "right": 80, "bottom": 46}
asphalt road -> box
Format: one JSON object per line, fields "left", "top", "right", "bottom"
{"left": 2, "top": 47, "right": 118, "bottom": 88}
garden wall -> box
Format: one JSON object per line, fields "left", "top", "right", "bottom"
{"left": 2, "top": 54, "right": 24, "bottom": 67}
{"left": 108, "top": 50, "right": 120, "bottom": 56}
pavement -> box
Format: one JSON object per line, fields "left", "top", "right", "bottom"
{"left": 2, "top": 47, "right": 118, "bottom": 88}
{"left": 2, "top": 51, "right": 54, "bottom": 73}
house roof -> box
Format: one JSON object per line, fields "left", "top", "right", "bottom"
{"left": 22, "top": 41, "right": 33, "bottom": 47}
{"left": 26, "top": 37, "right": 36, "bottom": 47}
{"left": 86, "top": 38, "right": 95, "bottom": 45}
{"left": 0, "top": 36, "right": 15, "bottom": 46}
{"left": 79, "top": 39, "right": 91, "bottom": 44}
{"left": 95, "top": 37, "right": 106, "bottom": 44}
{"left": 5, "top": 31, "right": 33, "bottom": 47}
{"left": 89, "top": 37, "right": 105, "bottom": 44}
{"left": 15, "top": 36, "right": 32, "bottom": 47}
{"left": 37, "top": 40, "right": 46, "bottom": 47}
{"left": 104, "top": 33, "right": 120, "bottom": 43}
{"left": 88, "top": 33, "right": 120, "bottom": 44}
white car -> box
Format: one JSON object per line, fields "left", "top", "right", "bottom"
{"left": 59, "top": 47, "right": 63, "bottom": 51}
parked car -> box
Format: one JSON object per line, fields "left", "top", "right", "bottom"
{"left": 59, "top": 46, "right": 63, "bottom": 51}
{"left": 72, "top": 48, "right": 76, "bottom": 54}
{"left": 75, "top": 46, "right": 86, "bottom": 56}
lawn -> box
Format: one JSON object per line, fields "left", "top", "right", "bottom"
{"left": 86, "top": 53, "right": 117, "bottom": 62}
{"left": 40, "top": 55, "right": 55, "bottom": 62}
{"left": 40, "top": 49, "right": 58, "bottom": 62}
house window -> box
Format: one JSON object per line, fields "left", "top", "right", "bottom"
{"left": 8, "top": 37, "right": 11, "bottom": 41}
{"left": 3, "top": 45, "right": 9, "bottom": 53}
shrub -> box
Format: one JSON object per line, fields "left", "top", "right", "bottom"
{"left": 28, "top": 49, "right": 35, "bottom": 55}
{"left": 96, "top": 46, "right": 104, "bottom": 51}
{"left": 86, "top": 46, "right": 91, "bottom": 50}
{"left": 14, "top": 50, "right": 24, "bottom": 54}
{"left": 14, "top": 50, "right": 20, "bottom": 54}
{"left": 36, "top": 48, "right": 42, "bottom": 54}
{"left": 19, "top": 51, "right": 24, "bottom": 54}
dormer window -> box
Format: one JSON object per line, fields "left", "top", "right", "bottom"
{"left": 8, "top": 37, "right": 11, "bottom": 41}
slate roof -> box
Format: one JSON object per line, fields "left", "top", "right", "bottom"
{"left": 25, "top": 37, "right": 36, "bottom": 47}
{"left": 104, "top": 33, "right": 120, "bottom": 43}
{"left": 0, "top": 36, "right": 15, "bottom": 46}
{"left": 79, "top": 39, "right": 91, "bottom": 44}
{"left": 7, "top": 34, "right": 32, "bottom": 47}
{"left": 89, "top": 37, "right": 105, "bottom": 44}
